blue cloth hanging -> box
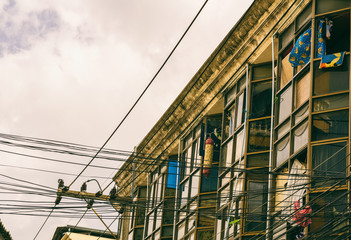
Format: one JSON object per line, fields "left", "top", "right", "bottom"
{"left": 319, "top": 51, "right": 345, "bottom": 69}
{"left": 316, "top": 20, "right": 326, "bottom": 58}
{"left": 289, "top": 27, "right": 312, "bottom": 67}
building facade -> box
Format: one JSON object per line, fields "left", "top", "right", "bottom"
{"left": 52, "top": 225, "right": 118, "bottom": 240}
{"left": 114, "top": 0, "right": 351, "bottom": 239}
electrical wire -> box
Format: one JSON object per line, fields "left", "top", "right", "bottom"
{"left": 66, "top": 0, "right": 210, "bottom": 190}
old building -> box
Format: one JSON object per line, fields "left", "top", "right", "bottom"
{"left": 52, "top": 225, "right": 118, "bottom": 240}
{"left": 113, "top": 0, "right": 351, "bottom": 239}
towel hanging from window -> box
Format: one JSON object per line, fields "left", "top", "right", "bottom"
{"left": 319, "top": 51, "right": 345, "bottom": 69}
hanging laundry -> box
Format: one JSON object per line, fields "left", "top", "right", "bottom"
{"left": 316, "top": 20, "right": 326, "bottom": 58}
{"left": 325, "top": 18, "right": 333, "bottom": 40}
{"left": 289, "top": 27, "right": 311, "bottom": 67}
{"left": 319, "top": 51, "right": 345, "bottom": 69}
{"left": 292, "top": 200, "right": 312, "bottom": 228}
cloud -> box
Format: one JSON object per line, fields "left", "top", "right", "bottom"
{"left": 0, "top": 0, "right": 60, "bottom": 56}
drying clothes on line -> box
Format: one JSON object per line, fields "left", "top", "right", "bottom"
{"left": 319, "top": 51, "right": 345, "bottom": 69}
{"left": 289, "top": 27, "right": 311, "bottom": 67}
{"left": 293, "top": 200, "right": 312, "bottom": 228}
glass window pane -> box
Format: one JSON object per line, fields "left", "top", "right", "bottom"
{"left": 235, "top": 130, "right": 245, "bottom": 162}
{"left": 312, "top": 110, "right": 349, "bottom": 141}
{"left": 293, "top": 121, "right": 308, "bottom": 153}
{"left": 252, "top": 64, "right": 272, "bottom": 80}
{"left": 236, "top": 92, "right": 245, "bottom": 128}
{"left": 221, "top": 139, "right": 233, "bottom": 169}
{"left": 296, "top": 4, "right": 312, "bottom": 30}
{"left": 200, "top": 165, "right": 219, "bottom": 192}
{"left": 178, "top": 221, "right": 186, "bottom": 239}
{"left": 233, "top": 174, "right": 244, "bottom": 198}
{"left": 312, "top": 142, "right": 347, "bottom": 188}
{"left": 247, "top": 153, "right": 269, "bottom": 168}
{"left": 251, "top": 81, "right": 272, "bottom": 118}
{"left": 279, "top": 86, "right": 293, "bottom": 124}
{"left": 197, "top": 230, "right": 214, "bottom": 239}
{"left": 163, "top": 199, "right": 175, "bottom": 224}
{"left": 199, "top": 193, "right": 217, "bottom": 207}
{"left": 220, "top": 170, "right": 231, "bottom": 187}
{"left": 198, "top": 208, "right": 216, "bottom": 227}
{"left": 148, "top": 211, "right": 155, "bottom": 235}
{"left": 274, "top": 168, "right": 289, "bottom": 213}
{"left": 219, "top": 184, "right": 231, "bottom": 207}
{"left": 315, "top": 0, "right": 350, "bottom": 15}
{"left": 246, "top": 181, "right": 268, "bottom": 232}
{"left": 180, "top": 180, "right": 189, "bottom": 207}
{"left": 248, "top": 119, "right": 271, "bottom": 153}
{"left": 184, "top": 147, "right": 192, "bottom": 177}
{"left": 225, "top": 87, "right": 236, "bottom": 106}
{"left": 309, "top": 191, "right": 347, "bottom": 237}
{"left": 313, "top": 93, "right": 349, "bottom": 112}
{"left": 276, "top": 137, "right": 290, "bottom": 167}
{"left": 295, "top": 71, "right": 311, "bottom": 109}
{"left": 279, "top": 25, "right": 294, "bottom": 50}
{"left": 238, "top": 75, "right": 246, "bottom": 93}
{"left": 188, "top": 214, "right": 196, "bottom": 233}
{"left": 294, "top": 104, "right": 309, "bottom": 124}
{"left": 223, "top": 105, "right": 236, "bottom": 140}
{"left": 313, "top": 55, "right": 349, "bottom": 96}
{"left": 155, "top": 206, "right": 162, "bottom": 229}
{"left": 134, "top": 228, "right": 143, "bottom": 240}
{"left": 190, "top": 171, "right": 199, "bottom": 199}
{"left": 277, "top": 120, "right": 290, "bottom": 139}
{"left": 280, "top": 45, "right": 294, "bottom": 88}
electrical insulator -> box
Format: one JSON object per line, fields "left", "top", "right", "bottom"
{"left": 203, "top": 137, "right": 214, "bottom": 177}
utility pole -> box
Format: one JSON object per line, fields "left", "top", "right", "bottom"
{"left": 55, "top": 179, "right": 132, "bottom": 214}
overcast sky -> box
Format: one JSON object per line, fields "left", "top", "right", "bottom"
{"left": 0, "top": 0, "right": 253, "bottom": 239}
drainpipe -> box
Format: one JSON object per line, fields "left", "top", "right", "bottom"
{"left": 131, "top": 146, "right": 136, "bottom": 198}
{"left": 224, "top": 64, "right": 249, "bottom": 240}
{"left": 266, "top": 1, "right": 305, "bottom": 239}
{"left": 142, "top": 171, "right": 149, "bottom": 239}
{"left": 172, "top": 139, "right": 182, "bottom": 240}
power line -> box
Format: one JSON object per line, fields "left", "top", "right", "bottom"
{"left": 67, "top": 0, "right": 210, "bottom": 189}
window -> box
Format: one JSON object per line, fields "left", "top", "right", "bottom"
{"left": 293, "top": 121, "right": 308, "bottom": 153}
{"left": 278, "top": 85, "right": 293, "bottom": 124}
{"left": 223, "top": 105, "right": 235, "bottom": 140}
{"left": 295, "top": 71, "right": 311, "bottom": 109}
{"left": 251, "top": 80, "right": 272, "bottom": 119}
{"left": 312, "top": 142, "right": 347, "bottom": 188}
{"left": 279, "top": 45, "right": 294, "bottom": 88}
{"left": 245, "top": 181, "right": 268, "bottom": 232}
{"left": 315, "top": 0, "right": 350, "bottom": 14}
{"left": 248, "top": 119, "right": 271, "bottom": 153}
{"left": 252, "top": 64, "right": 272, "bottom": 80}
{"left": 313, "top": 55, "right": 349, "bottom": 96}
{"left": 312, "top": 110, "right": 349, "bottom": 141}
{"left": 276, "top": 136, "right": 290, "bottom": 167}
{"left": 235, "top": 129, "right": 245, "bottom": 162}
{"left": 247, "top": 153, "right": 269, "bottom": 168}
{"left": 313, "top": 93, "right": 349, "bottom": 112}
{"left": 317, "top": 11, "right": 350, "bottom": 54}
{"left": 220, "top": 139, "right": 233, "bottom": 168}
{"left": 309, "top": 190, "right": 348, "bottom": 237}
{"left": 236, "top": 92, "right": 246, "bottom": 128}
